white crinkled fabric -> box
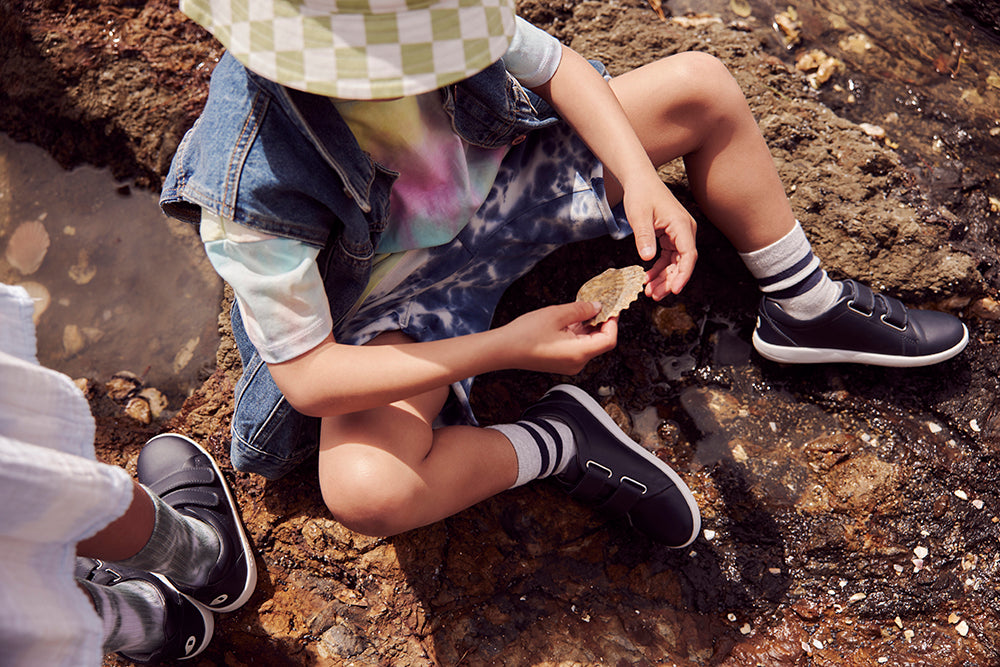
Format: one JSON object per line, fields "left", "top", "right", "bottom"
{"left": 0, "top": 283, "right": 134, "bottom": 667}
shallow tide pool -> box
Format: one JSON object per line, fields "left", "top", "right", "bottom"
{"left": 0, "top": 133, "right": 222, "bottom": 411}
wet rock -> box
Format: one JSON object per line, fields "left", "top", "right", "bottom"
{"left": 946, "top": 0, "right": 1000, "bottom": 36}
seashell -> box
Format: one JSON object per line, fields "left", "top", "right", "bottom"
{"left": 105, "top": 370, "right": 143, "bottom": 401}
{"left": 124, "top": 396, "right": 152, "bottom": 425}
{"left": 18, "top": 281, "right": 50, "bottom": 324}
{"left": 576, "top": 265, "right": 646, "bottom": 325}
{"left": 138, "top": 387, "right": 168, "bottom": 419}
{"left": 5, "top": 220, "right": 50, "bottom": 275}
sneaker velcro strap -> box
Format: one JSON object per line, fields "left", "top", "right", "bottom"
{"left": 879, "top": 295, "right": 909, "bottom": 330}
{"left": 567, "top": 460, "right": 616, "bottom": 500}
{"left": 148, "top": 466, "right": 219, "bottom": 506}
{"left": 846, "top": 279, "right": 875, "bottom": 316}
{"left": 595, "top": 476, "right": 648, "bottom": 517}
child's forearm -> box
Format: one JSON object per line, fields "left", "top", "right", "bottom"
{"left": 267, "top": 301, "right": 612, "bottom": 418}
{"left": 269, "top": 328, "right": 513, "bottom": 417}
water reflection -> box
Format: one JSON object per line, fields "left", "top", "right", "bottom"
{"left": 668, "top": 0, "right": 1000, "bottom": 201}
{"left": 0, "top": 133, "right": 222, "bottom": 409}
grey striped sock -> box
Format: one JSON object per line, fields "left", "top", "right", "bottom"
{"left": 115, "top": 486, "right": 220, "bottom": 589}
{"left": 740, "top": 221, "right": 842, "bottom": 319}
{"left": 489, "top": 418, "right": 576, "bottom": 488}
{"left": 78, "top": 576, "right": 165, "bottom": 655}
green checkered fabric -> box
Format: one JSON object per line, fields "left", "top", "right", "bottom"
{"left": 181, "top": 0, "right": 516, "bottom": 99}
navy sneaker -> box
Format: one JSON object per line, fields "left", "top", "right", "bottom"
{"left": 753, "top": 279, "right": 969, "bottom": 367}
{"left": 521, "top": 384, "right": 701, "bottom": 548}
{"left": 138, "top": 434, "right": 257, "bottom": 613}
{"left": 76, "top": 557, "right": 213, "bottom": 662}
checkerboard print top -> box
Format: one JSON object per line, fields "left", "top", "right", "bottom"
{"left": 181, "top": 0, "right": 517, "bottom": 99}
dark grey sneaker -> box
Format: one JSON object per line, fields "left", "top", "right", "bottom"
{"left": 521, "top": 384, "right": 701, "bottom": 548}
{"left": 138, "top": 434, "right": 257, "bottom": 613}
{"left": 76, "top": 557, "right": 213, "bottom": 662}
{"left": 753, "top": 279, "right": 969, "bottom": 367}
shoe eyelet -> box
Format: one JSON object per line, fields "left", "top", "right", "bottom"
{"left": 620, "top": 476, "right": 648, "bottom": 494}
{"left": 847, "top": 300, "right": 874, "bottom": 317}
{"left": 585, "top": 460, "right": 613, "bottom": 478}
{"left": 879, "top": 313, "right": 908, "bottom": 332}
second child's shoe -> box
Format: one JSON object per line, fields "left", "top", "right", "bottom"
{"left": 138, "top": 434, "right": 257, "bottom": 613}
{"left": 753, "top": 279, "right": 969, "bottom": 367}
{"left": 75, "top": 557, "right": 213, "bottom": 662}
{"left": 522, "top": 385, "right": 701, "bottom": 548}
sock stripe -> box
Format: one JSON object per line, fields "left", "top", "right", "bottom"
{"left": 757, "top": 251, "right": 819, "bottom": 292}
{"left": 517, "top": 421, "right": 550, "bottom": 478}
{"left": 740, "top": 221, "right": 842, "bottom": 319}
{"left": 525, "top": 418, "right": 564, "bottom": 477}
{"left": 767, "top": 264, "right": 825, "bottom": 300}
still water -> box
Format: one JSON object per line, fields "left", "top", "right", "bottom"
{"left": 668, "top": 0, "right": 1000, "bottom": 207}
{"left": 0, "top": 133, "right": 222, "bottom": 409}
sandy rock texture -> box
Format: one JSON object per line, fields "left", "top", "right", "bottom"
{"left": 3, "top": 0, "right": 1000, "bottom": 665}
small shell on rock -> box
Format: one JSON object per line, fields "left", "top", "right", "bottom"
{"left": 124, "top": 396, "right": 152, "bottom": 425}
{"left": 138, "top": 387, "right": 168, "bottom": 419}
{"left": 73, "top": 378, "right": 94, "bottom": 397}
{"left": 5, "top": 220, "right": 50, "bottom": 275}
{"left": 105, "top": 370, "right": 143, "bottom": 401}
{"left": 858, "top": 123, "right": 886, "bottom": 140}
{"left": 576, "top": 265, "right": 646, "bottom": 325}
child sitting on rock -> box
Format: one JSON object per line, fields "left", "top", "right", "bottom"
{"left": 160, "top": 0, "right": 967, "bottom": 548}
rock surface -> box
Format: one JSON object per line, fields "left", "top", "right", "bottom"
{"left": 3, "top": 1, "right": 1000, "bottom": 665}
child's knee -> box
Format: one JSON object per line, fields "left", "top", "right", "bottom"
{"left": 318, "top": 453, "right": 418, "bottom": 537}
{"left": 671, "top": 51, "right": 744, "bottom": 108}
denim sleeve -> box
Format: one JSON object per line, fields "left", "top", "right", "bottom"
{"left": 502, "top": 16, "right": 563, "bottom": 88}
{"left": 200, "top": 209, "right": 333, "bottom": 364}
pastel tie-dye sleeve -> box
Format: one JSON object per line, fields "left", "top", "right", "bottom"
{"left": 200, "top": 210, "right": 333, "bottom": 364}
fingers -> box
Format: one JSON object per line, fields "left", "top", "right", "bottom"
{"left": 633, "top": 225, "right": 658, "bottom": 262}
{"left": 644, "top": 244, "right": 697, "bottom": 299}
{"left": 554, "top": 300, "right": 603, "bottom": 327}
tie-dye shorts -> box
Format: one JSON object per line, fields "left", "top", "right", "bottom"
{"left": 332, "top": 119, "right": 633, "bottom": 425}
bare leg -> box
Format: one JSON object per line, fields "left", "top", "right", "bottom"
{"left": 77, "top": 480, "right": 155, "bottom": 561}
{"left": 604, "top": 51, "right": 796, "bottom": 253}
{"left": 318, "top": 332, "right": 518, "bottom": 537}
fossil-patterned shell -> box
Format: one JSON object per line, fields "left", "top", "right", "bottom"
{"left": 576, "top": 265, "right": 647, "bottom": 325}
{"left": 5, "top": 220, "right": 50, "bottom": 275}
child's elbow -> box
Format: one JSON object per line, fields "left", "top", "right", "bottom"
{"left": 269, "top": 364, "right": 340, "bottom": 418}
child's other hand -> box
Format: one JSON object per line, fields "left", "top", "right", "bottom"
{"left": 624, "top": 175, "right": 698, "bottom": 300}
{"left": 501, "top": 301, "right": 618, "bottom": 375}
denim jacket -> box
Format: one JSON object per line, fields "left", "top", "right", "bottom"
{"left": 159, "top": 51, "right": 561, "bottom": 479}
